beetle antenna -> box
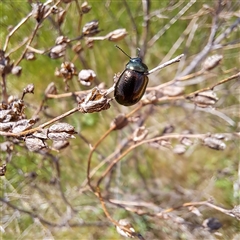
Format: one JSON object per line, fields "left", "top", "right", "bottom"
{"left": 115, "top": 45, "right": 131, "bottom": 59}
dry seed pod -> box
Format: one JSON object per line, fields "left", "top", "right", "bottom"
{"left": 78, "top": 69, "right": 96, "bottom": 86}
{"left": 45, "top": 82, "right": 57, "bottom": 95}
{"left": 190, "top": 90, "right": 218, "bottom": 107}
{"left": 202, "top": 54, "right": 223, "bottom": 71}
{"left": 106, "top": 28, "right": 128, "bottom": 42}
{"left": 111, "top": 114, "right": 128, "bottom": 130}
{"left": 81, "top": 1, "right": 91, "bottom": 13}
{"left": 49, "top": 43, "right": 67, "bottom": 59}
{"left": 23, "top": 84, "right": 34, "bottom": 95}
{"left": 0, "top": 141, "right": 13, "bottom": 152}
{"left": 11, "top": 66, "right": 22, "bottom": 76}
{"left": 52, "top": 140, "right": 69, "bottom": 150}
{"left": 203, "top": 137, "right": 226, "bottom": 150}
{"left": 78, "top": 87, "right": 111, "bottom": 113}
{"left": 55, "top": 36, "right": 70, "bottom": 45}
{"left": 0, "top": 122, "right": 14, "bottom": 131}
{"left": 49, "top": 122, "right": 75, "bottom": 133}
{"left": 33, "top": 129, "right": 48, "bottom": 140}
{"left": 12, "top": 119, "right": 36, "bottom": 133}
{"left": 60, "top": 62, "right": 76, "bottom": 79}
{"left": 48, "top": 132, "right": 75, "bottom": 141}
{"left": 32, "top": 3, "right": 46, "bottom": 22}
{"left": 24, "top": 51, "right": 35, "bottom": 60}
{"left": 0, "top": 164, "right": 7, "bottom": 176}
{"left": 57, "top": 9, "right": 67, "bottom": 26}
{"left": 173, "top": 144, "right": 186, "bottom": 155}
{"left": 25, "top": 137, "right": 46, "bottom": 152}
{"left": 82, "top": 20, "right": 99, "bottom": 36}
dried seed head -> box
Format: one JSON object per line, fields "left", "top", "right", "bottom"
{"left": 189, "top": 90, "right": 218, "bottom": 107}
{"left": 55, "top": 36, "right": 70, "bottom": 45}
{"left": 0, "top": 164, "right": 7, "bottom": 176}
{"left": 52, "top": 140, "right": 69, "bottom": 150}
{"left": 0, "top": 141, "right": 14, "bottom": 152}
{"left": 116, "top": 219, "right": 136, "bottom": 238}
{"left": 49, "top": 122, "right": 75, "bottom": 133}
{"left": 11, "top": 66, "right": 22, "bottom": 76}
{"left": 60, "top": 62, "right": 76, "bottom": 79}
{"left": 49, "top": 43, "right": 67, "bottom": 59}
{"left": 82, "top": 20, "right": 99, "bottom": 36}
{"left": 32, "top": 3, "right": 46, "bottom": 22}
{"left": 45, "top": 82, "right": 58, "bottom": 95}
{"left": 202, "top": 54, "right": 223, "bottom": 71}
{"left": 78, "top": 87, "right": 111, "bottom": 113}
{"left": 24, "top": 51, "right": 36, "bottom": 61}
{"left": 23, "top": 84, "right": 34, "bottom": 95}
{"left": 173, "top": 144, "right": 186, "bottom": 155}
{"left": 132, "top": 126, "right": 148, "bottom": 142}
{"left": 111, "top": 114, "right": 128, "bottom": 130}
{"left": 12, "top": 119, "right": 36, "bottom": 133}
{"left": 33, "top": 129, "right": 48, "bottom": 140}
{"left": 203, "top": 137, "right": 226, "bottom": 150}
{"left": 78, "top": 69, "right": 96, "bottom": 86}
{"left": 106, "top": 28, "right": 128, "bottom": 42}
{"left": 0, "top": 122, "right": 14, "bottom": 132}
{"left": 48, "top": 132, "right": 75, "bottom": 141}
{"left": 48, "top": 123, "right": 76, "bottom": 141}
{"left": 57, "top": 9, "right": 67, "bottom": 26}
{"left": 81, "top": 1, "right": 91, "bottom": 14}
{"left": 25, "top": 137, "right": 46, "bottom": 152}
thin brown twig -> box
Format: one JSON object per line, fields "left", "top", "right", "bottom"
{"left": 96, "top": 132, "right": 240, "bottom": 187}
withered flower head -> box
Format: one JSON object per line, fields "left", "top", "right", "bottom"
{"left": 60, "top": 62, "right": 76, "bottom": 79}
{"left": 82, "top": 20, "right": 99, "bottom": 36}
{"left": 202, "top": 54, "right": 223, "bottom": 71}
{"left": 106, "top": 28, "right": 128, "bottom": 42}
{"left": 78, "top": 69, "right": 96, "bottom": 86}
{"left": 81, "top": 1, "right": 91, "bottom": 14}
{"left": 78, "top": 87, "right": 111, "bottom": 113}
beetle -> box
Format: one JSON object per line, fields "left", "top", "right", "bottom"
{"left": 114, "top": 46, "right": 149, "bottom": 106}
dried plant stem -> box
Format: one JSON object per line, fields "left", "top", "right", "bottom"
{"left": 148, "top": 0, "right": 197, "bottom": 47}
{"left": 1, "top": 74, "right": 8, "bottom": 102}
{"left": 148, "top": 54, "right": 184, "bottom": 75}
{"left": 96, "top": 132, "right": 240, "bottom": 187}
{"left": 163, "top": 200, "right": 239, "bottom": 219}
{"left": 96, "top": 187, "right": 137, "bottom": 237}
{"left": 3, "top": 13, "right": 33, "bottom": 52}
{"left": 186, "top": 72, "right": 240, "bottom": 97}
{"left": 87, "top": 126, "right": 116, "bottom": 190}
